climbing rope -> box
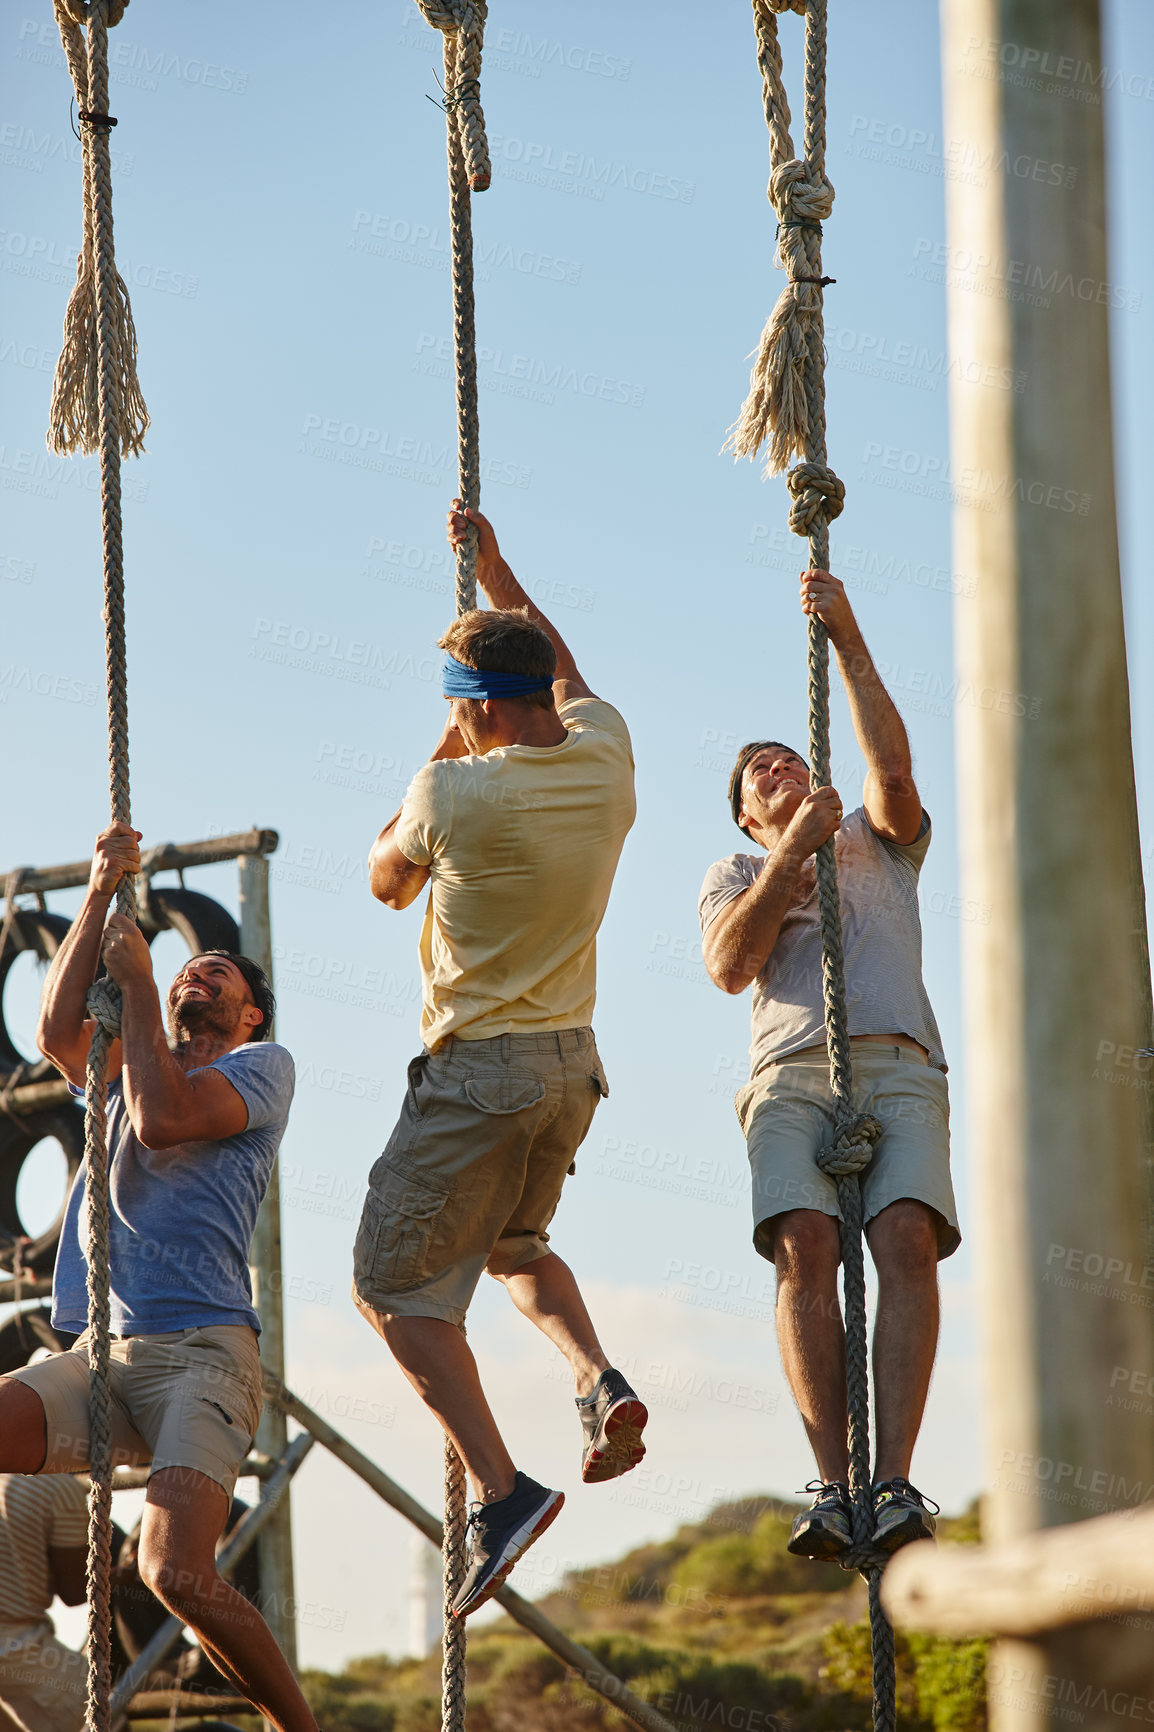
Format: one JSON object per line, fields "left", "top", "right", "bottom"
{"left": 728, "top": 5, "right": 894, "bottom": 1729}
{"left": 415, "top": 0, "right": 490, "bottom": 619}
{"left": 409, "top": 4, "right": 490, "bottom": 1725}
{"left": 49, "top": 3, "right": 146, "bottom": 1728}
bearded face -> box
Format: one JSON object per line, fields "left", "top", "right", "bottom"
{"left": 166, "top": 955, "right": 257, "bottom": 1044}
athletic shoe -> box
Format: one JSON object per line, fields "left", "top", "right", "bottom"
{"left": 872, "top": 1477, "right": 939, "bottom": 1554}
{"left": 577, "top": 1368, "right": 648, "bottom": 1483}
{"left": 450, "top": 1471, "right": 564, "bottom": 1618}
{"left": 787, "top": 1479, "right": 853, "bottom": 1559}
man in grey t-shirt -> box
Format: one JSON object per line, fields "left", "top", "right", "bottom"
{"left": 698, "top": 569, "right": 959, "bottom": 1563}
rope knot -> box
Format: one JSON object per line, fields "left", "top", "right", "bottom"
{"left": 764, "top": 0, "right": 808, "bottom": 14}
{"left": 412, "top": 0, "right": 490, "bottom": 191}
{"left": 770, "top": 158, "right": 835, "bottom": 228}
{"left": 786, "top": 459, "right": 845, "bottom": 536}
{"left": 86, "top": 978, "right": 123, "bottom": 1039}
{"left": 815, "top": 1112, "right": 882, "bottom": 1178}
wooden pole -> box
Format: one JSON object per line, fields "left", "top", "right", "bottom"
{"left": 940, "top": 0, "right": 1154, "bottom": 1722}
{"left": 239, "top": 848, "right": 298, "bottom": 1681}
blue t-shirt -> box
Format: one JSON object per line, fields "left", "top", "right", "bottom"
{"left": 53, "top": 1042, "right": 295, "bottom": 1336}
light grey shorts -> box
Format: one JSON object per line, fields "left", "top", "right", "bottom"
{"left": 353, "top": 1028, "right": 608, "bottom": 1326}
{"left": 7, "top": 1324, "right": 262, "bottom": 1501}
{"left": 735, "top": 1044, "right": 961, "bottom": 1262}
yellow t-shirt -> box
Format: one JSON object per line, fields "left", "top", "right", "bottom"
{"left": 395, "top": 697, "right": 636, "bottom": 1047}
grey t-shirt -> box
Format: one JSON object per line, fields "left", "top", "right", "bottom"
{"left": 698, "top": 808, "right": 946, "bottom": 1077}
{"left": 54, "top": 1042, "right": 295, "bottom": 1336}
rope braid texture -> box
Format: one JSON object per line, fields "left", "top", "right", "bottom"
{"left": 415, "top": 0, "right": 490, "bottom": 619}
{"left": 50, "top": 4, "right": 142, "bottom": 1728}
{"left": 410, "top": 6, "right": 490, "bottom": 1724}
{"left": 728, "top": 6, "right": 894, "bottom": 1730}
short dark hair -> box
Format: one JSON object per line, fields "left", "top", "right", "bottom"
{"left": 439, "top": 607, "right": 556, "bottom": 711}
{"left": 196, "top": 950, "right": 276, "bottom": 1040}
{"left": 728, "top": 740, "right": 806, "bottom": 840}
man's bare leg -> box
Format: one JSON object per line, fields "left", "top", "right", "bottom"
{"left": 490, "top": 1251, "right": 610, "bottom": 1397}
{"left": 356, "top": 1302, "right": 516, "bottom": 1503}
{"left": 0, "top": 1379, "right": 48, "bottom": 1473}
{"left": 865, "top": 1198, "right": 940, "bottom": 1482}
{"left": 138, "top": 1468, "right": 317, "bottom": 1732}
{"left": 770, "top": 1209, "right": 849, "bottom": 1482}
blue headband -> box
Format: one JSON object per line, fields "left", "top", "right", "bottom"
{"left": 441, "top": 654, "right": 552, "bottom": 699}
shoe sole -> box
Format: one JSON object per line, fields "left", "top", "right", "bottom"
{"left": 582, "top": 1397, "right": 649, "bottom": 1484}
{"left": 873, "top": 1511, "right": 936, "bottom": 1555}
{"left": 450, "top": 1489, "right": 565, "bottom": 1619}
{"left": 786, "top": 1522, "right": 851, "bottom": 1562}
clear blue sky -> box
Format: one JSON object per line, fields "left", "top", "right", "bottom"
{"left": 2, "top": 0, "right": 1151, "bottom": 1672}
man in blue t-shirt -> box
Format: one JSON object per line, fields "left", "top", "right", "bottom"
{"left": 0, "top": 824, "right": 316, "bottom": 1732}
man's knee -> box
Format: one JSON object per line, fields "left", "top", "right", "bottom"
{"left": 771, "top": 1209, "right": 842, "bottom": 1282}
{"left": 867, "top": 1199, "right": 939, "bottom": 1276}
{"left": 0, "top": 1377, "right": 48, "bottom": 1473}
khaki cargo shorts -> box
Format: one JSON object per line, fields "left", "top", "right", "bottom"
{"left": 0, "top": 1621, "right": 86, "bottom": 1732}
{"left": 7, "top": 1324, "right": 262, "bottom": 1501}
{"left": 736, "top": 1043, "right": 961, "bottom": 1261}
{"left": 353, "top": 1027, "right": 608, "bottom": 1326}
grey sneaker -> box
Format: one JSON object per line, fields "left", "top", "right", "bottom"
{"left": 872, "top": 1477, "right": 939, "bottom": 1554}
{"left": 450, "top": 1471, "right": 564, "bottom": 1619}
{"left": 787, "top": 1479, "right": 853, "bottom": 1559}
{"left": 577, "top": 1368, "right": 648, "bottom": 1483}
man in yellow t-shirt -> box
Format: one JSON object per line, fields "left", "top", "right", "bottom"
{"left": 354, "top": 500, "right": 644, "bottom": 1619}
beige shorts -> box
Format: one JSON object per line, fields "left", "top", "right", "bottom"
{"left": 0, "top": 1622, "right": 86, "bottom": 1732}
{"left": 7, "top": 1325, "right": 262, "bottom": 1502}
{"left": 353, "top": 1028, "right": 608, "bottom": 1326}
{"left": 736, "top": 1044, "right": 961, "bottom": 1261}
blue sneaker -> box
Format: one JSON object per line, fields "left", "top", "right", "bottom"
{"left": 450, "top": 1471, "right": 564, "bottom": 1618}
{"left": 578, "top": 1368, "right": 648, "bottom": 1484}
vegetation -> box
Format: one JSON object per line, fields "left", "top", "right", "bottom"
{"left": 297, "top": 1494, "right": 989, "bottom": 1732}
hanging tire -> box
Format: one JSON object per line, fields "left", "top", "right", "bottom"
{"left": 0, "top": 1303, "right": 72, "bottom": 1373}
{"left": 0, "top": 910, "right": 73, "bottom": 1083}
{"left": 139, "top": 886, "right": 240, "bottom": 956}
{"left": 0, "top": 1104, "right": 85, "bottom": 1276}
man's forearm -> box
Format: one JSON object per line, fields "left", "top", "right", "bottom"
{"left": 706, "top": 844, "right": 805, "bottom": 992}
{"left": 833, "top": 628, "right": 912, "bottom": 783}
{"left": 117, "top": 976, "right": 193, "bottom": 1139}
{"left": 37, "top": 890, "right": 111, "bottom": 1052}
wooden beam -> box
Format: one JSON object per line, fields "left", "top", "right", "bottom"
{"left": 882, "top": 1507, "right": 1154, "bottom": 1637}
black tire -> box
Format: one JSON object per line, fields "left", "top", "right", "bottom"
{"left": 0, "top": 1303, "right": 72, "bottom": 1373}
{"left": 140, "top": 886, "right": 240, "bottom": 956}
{"left": 0, "top": 910, "right": 73, "bottom": 1082}
{"left": 0, "top": 1104, "right": 85, "bottom": 1275}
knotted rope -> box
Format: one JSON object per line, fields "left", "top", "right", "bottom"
{"left": 729, "top": 6, "right": 895, "bottom": 1729}
{"left": 414, "top": 0, "right": 490, "bottom": 619}
{"left": 49, "top": 0, "right": 147, "bottom": 459}
{"left": 50, "top": 4, "right": 141, "bottom": 1728}
{"left": 410, "top": 8, "right": 490, "bottom": 1723}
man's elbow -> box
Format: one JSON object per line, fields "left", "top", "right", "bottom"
{"left": 703, "top": 952, "right": 751, "bottom": 996}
